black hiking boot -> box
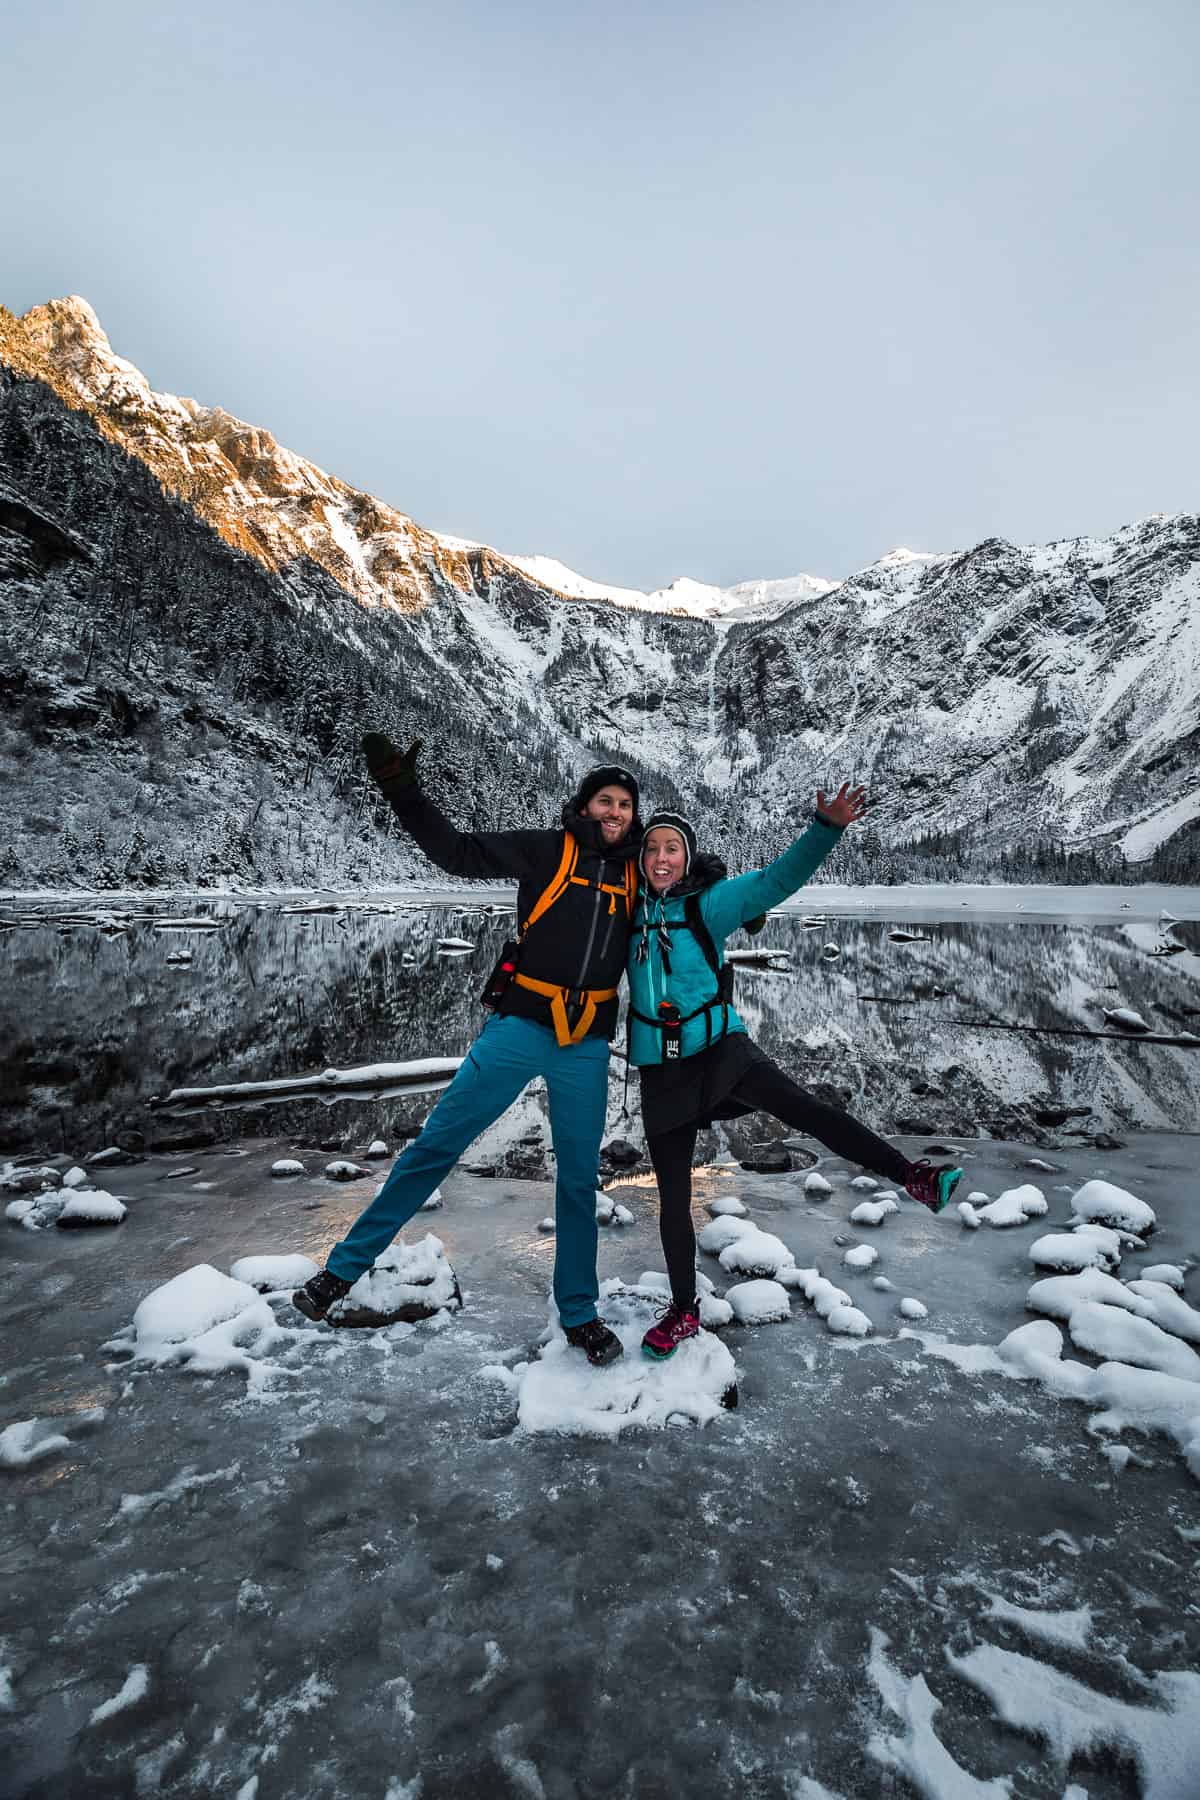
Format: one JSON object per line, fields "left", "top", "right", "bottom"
{"left": 564, "top": 1318, "right": 624, "bottom": 1366}
{"left": 293, "top": 1268, "right": 353, "bottom": 1321}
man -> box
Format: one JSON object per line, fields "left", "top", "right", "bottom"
{"left": 293, "top": 734, "right": 642, "bottom": 1365}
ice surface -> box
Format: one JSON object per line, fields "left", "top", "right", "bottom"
{"left": 509, "top": 1290, "right": 738, "bottom": 1438}
{"left": 1029, "top": 1232, "right": 1116, "bottom": 1273}
{"left": 1070, "top": 1177, "right": 1156, "bottom": 1235}
{"left": 718, "top": 1228, "right": 796, "bottom": 1278}
{"left": 850, "top": 1197, "right": 899, "bottom": 1226}
{"left": 976, "top": 1185, "right": 1048, "bottom": 1228}
{"left": 229, "top": 1255, "right": 319, "bottom": 1291}
{"left": 843, "top": 1245, "right": 879, "bottom": 1270}
{"left": 725, "top": 1279, "right": 792, "bottom": 1324}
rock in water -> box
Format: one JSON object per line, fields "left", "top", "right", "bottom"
{"left": 327, "top": 1235, "right": 462, "bottom": 1328}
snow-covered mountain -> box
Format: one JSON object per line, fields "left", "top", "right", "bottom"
{"left": 1, "top": 295, "right": 1197, "bottom": 891}
{"left": 497, "top": 554, "right": 838, "bottom": 623}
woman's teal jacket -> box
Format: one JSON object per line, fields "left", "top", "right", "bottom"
{"left": 626, "top": 816, "right": 844, "bottom": 1067}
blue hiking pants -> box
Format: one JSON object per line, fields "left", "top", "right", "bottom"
{"left": 326, "top": 1014, "right": 610, "bottom": 1327}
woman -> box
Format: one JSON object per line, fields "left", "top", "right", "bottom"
{"left": 626, "top": 788, "right": 963, "bottom": 1359}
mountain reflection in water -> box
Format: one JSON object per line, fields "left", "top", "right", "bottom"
{"left": 1, "top": 898, "right": 1198, "bottom": 1158}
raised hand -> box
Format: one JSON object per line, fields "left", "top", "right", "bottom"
{"left": 362, "top": 733, "right": 422, "bottom": 787}
{"left": 816, "top": 780, "right": 868, "bottom": 828}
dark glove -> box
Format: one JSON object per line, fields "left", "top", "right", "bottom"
{"left": 362, "top": 733, "right": 422, "bottom": 788}
{"left": 744, "top": 913, "right": 768, "bottom": 936}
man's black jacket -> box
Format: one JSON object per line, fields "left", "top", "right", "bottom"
{"left": 384, "top": 782, "right": 642, "bottom": 1042}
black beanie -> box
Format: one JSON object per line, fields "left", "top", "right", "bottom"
{"left": 573, "top": 764, "right": 640, "bottom": 815}
{"left": 640, "top": 810, "right": 698, "bottom": 883}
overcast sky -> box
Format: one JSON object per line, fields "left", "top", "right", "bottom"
{"left": 6, "top": 0, "right": 1198, "bottom": 589}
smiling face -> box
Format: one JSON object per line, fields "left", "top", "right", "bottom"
{"left": 583, "top": 784, "right": 635, "bottom": 845}
{"left": 643, "top": 827, "right": 689, "bottom": 894}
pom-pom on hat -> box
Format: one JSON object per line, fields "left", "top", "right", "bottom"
{"left": 640, "top": 810, "right": 698, "bottom": 882}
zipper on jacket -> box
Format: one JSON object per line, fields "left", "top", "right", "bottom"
{"left": 597, "top": 858, "right": 622, "bottom": 968}
{"left": 574, "top": 855, "right": 606, "bottom": 992}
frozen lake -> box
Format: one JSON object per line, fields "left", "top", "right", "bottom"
{"left": 2, "top": 1129, "right": 1199, "bottom": 1796}
{"left": 2, "top": 887, "right": 1199, "bottom": 1158}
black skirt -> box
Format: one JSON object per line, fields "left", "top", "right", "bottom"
{"left": 637, "top": 1030, "right": 773, "bottom": 1139}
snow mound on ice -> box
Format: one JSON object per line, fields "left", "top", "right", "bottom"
{"left": 866, "top": 1627, "right": 1011, "bottom": 1798}
{"left": 57, "top": 1188, "right": 127, "bottom": 1227}
{"left": 114, "top": 1264, "right": 302, "bottom": 1391}
{"left": 718, "top": 1228, "right": 795, "bottom": 1278}
{"left": 1029, "top": 1232, "right": 1117, "bottom": 1273}
{"left": 230, "top": 1254, "right": 319, "bottom": 1291}
{"left": 595, "top": 1191, "right": 633, "bottom": 1226}
{"left": 1, "top": 1418, "right": 73, "bottom": 1468}
{"left": 725, "top": 1279, "right": 791, "bottom": 1324}
{"left": 843, "top": 1245, "right": 879, "bottom": 1271}
{"left": 1070, "top": 1221, "right": 1129, "bottom": 1259}
{"left": 949, "top": 1639, "right": 1200, "bottom": 1800}
{"left": 329, "top": 1234, "right": 461, "bottom": 1325}
{"left": 804, "top": 1172, "right": 833, "bottom": 1197}
{"left": 899, "top": 1298, "right": 928, "bottom": 1320}
{"left": 6, "top": 1194, "right": 65, "bottom": 1230}
{"left": 1070, "top": 1178, "right": 1156, "bottom": 1235}
{"left": 849, "top": 1176, "right": 878, "bottom": 1191}
{"left": 1125, "top": 1281, "right": 1200, "bottom": 1344}
{"left": 134, "top": 1265, "right": 260, "bottom": 1350}
{"left": 1140, "top": 1264, "right": 1185, "bottom": 1291}
{"left": 790, "top": 1268, "right": 874, "bottom": 1337}
{"left": 1026, "top": 1267, "right": 1154, "bottom": 1323}
{"left": 270, "top": 1159, "right": 306, "bottom": 1177}
{"left": 706, "top": 1194, "right": 748, "bottom": 1218}
{"left": 325, "top": 1160, "right": 369, "bottom": 1180}
{"left": 978, "top": 1591, "right": 1094, "bottom": 1651}
{"left": 958, "top": 1201, "right": 982, "bottom": 1229}
{"left": 698, "top": 1215, "right": 755, "bottom": 1254}
{"left": 1067, "top": 1302, "right": 1200, "bottom": 1383}
{"left": 976, "top": 1185, "right": 1048, "bottom": 1228}
{"left": 505, "top": 1286, "right": 738, "bottom": 1438}
{"left": 851, "top": 1197, "right": 899, "bottom": 1226}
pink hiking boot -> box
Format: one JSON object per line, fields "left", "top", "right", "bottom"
{"left": 642, "top": 1301, "right": 701, "bottom": 1360}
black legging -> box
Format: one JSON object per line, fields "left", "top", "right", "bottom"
{"left": 645, "top": 1057, "right": 913, "bottom": 1309}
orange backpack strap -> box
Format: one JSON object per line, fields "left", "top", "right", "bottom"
{"left": 520, "top": 833, "right": 578, "bottom": 939}
{"left": 624, "top": 860, "right": 637, "bottom": 915}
